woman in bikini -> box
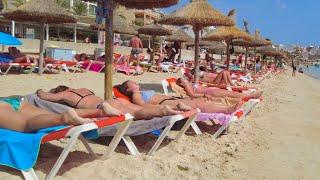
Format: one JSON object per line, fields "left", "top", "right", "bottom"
{"left": 36, "top": 86, "right": 189, "bottom": 120}
{"left": 0, "top": 96, "right": 108, "bottom": 132}
{"left": 175, "top": 78, "right": 263, "bottom": 101}
{"left": 187, "top": 67, "right": 234, "bottom": 86}
{"left": 114, "top": 81, "right": 243, "bottom": 114}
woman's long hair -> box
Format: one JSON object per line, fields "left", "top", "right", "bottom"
{"left": 49, "top": 85, "right": 70, "bottom": 94}
{"left": 114, "top": 81, "right": 134, "bottom": 100}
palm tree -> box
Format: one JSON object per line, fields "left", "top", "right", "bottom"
{"left": 11, "top": 0, "right": 25, "bottom": 7}
{"left": 56, "top": 0, "right": 69, "bottom": 9}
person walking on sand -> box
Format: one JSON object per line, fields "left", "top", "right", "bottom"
{"left": 291, "top": 58, "right": 297, "bottom": 77}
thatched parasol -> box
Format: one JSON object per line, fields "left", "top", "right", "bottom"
{"left": 90, "top": 15, "right": 137, "bottom": 35}
{"left": 158, "top": 0, "right": 234, "bottom": 83}
{"left": 231, "top": 30, "right": 272, "bottom": 73}
{"left": 166, "top": 29, "right": 192, "bottom": 42}
{"left": 138, "top": 22, "right": 172, "bottom": 65}
{"left": 2, "top": 0, "right": 76, "bottom": 75}
{"left": 84, "top": 0, "right": 179, "bottom": 100}
{"left": 202, "top": 9, "right": 252, "bottom": 70}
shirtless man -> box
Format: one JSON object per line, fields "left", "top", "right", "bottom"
{"left": 129, "top": 34, "right": 143, "bottom": 61}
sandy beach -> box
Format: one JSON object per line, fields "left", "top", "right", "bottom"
{"left": 0, "top": 70, "right": 319, "bottom": 180}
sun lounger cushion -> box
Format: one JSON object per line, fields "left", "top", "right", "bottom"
{"left": 0, "top": 125, "right": 67, "bottom": 171}
{"left": 99, "top": 116, "right": 171, "bottom": 136}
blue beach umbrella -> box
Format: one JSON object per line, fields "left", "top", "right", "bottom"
{"left": 0, "top": 31, "right": 22, "bottom": 46}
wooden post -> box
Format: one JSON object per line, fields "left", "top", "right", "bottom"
{"left": 253, "top": 47, "right": 257, "bottom": 75}
{"left": 244, "top": 46, "right": 248, "bottom": 73}
{"left": 226, "top": 41, "right": 230, "bottom": 70}
{"left": 104, "top": 0, "right": 115, "bottom": 100}
{"left": 45, "top": 24, "right": 49, "bottom": 41}
{"left": 39, "top": 23, "right": 45, "bottom": 75}
{"left": 150, "top": 35, "right": 155, "bottom": 65}
{"left": 193, "top": 27, "right": 200, "bottom": 84}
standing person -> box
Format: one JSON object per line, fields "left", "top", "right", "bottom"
{"left": 173, "top": 41, "right": 181, "bottom": 63}
{"left": 291, "top": 58, "right": 297, "bottom": 77}
{"left": 129, "top": 34, "right": 144, "bottom": 64}
{"left": 255, "top": 56, "right": 262, "bottom": 73}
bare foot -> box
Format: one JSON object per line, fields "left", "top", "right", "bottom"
{"left": 250, "top": 91, "right": 263, "bottom": 99}
{"left": 63, "top": 108, "right": 94, "bottom": 125}
{"left": 176, "top": 102, "right": 192, "bottom": 111}
{"left": 101, "top": 102, "right": 121, "bottom": 116}
{"left": 228, "top": 101, "right": 244, "bottom": 114}
{"left": 162, "top": 105, "right": 182, "bottom": 116}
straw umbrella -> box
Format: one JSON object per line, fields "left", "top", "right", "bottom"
{"left": 232, "top": 29, "right": 272, "bottom": 74}
{"left": 202, "top": 9, "right": 252, "bottom": 70}
{"left": 84, "top": 0, "right": 178, "bottom": 100}
{"left": 166, "top": 29, "right": 192, "bottom": 43}
{"left": 138, "top": 22, "right": 172, "bottom": 65}
{"left": 158, "top": 0, "right": 234, "bottom": 83}
{"left": 2, "top": 0, "right": 76, "bottom": 75}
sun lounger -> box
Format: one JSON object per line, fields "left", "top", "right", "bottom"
{"left": 161, "top": 78, "right": 262, "bottom": 138}
{"left": 0, "top": 62, "right": 36, "bottom": 75}
{"left": 43, "top": 58, "right": 81, "bottom": 73}
{"left": 0, "top": 114, "right": 132, "bottom": 180}
{"left": 25, "top": 93, "right": 201, "bottom": 156}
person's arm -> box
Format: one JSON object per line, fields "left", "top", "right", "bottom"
{"left": 139, "top": 40, "right": 143, "bottom": 49}
{"left": 36, "top": 89, "right": 65, "bottom": 102}
{"left": 183, "top": 84, "right": 205, "bottom": 98}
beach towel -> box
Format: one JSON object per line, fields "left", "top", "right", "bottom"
{"left": 0, "top": 125, "right": 66, "bottom": 171}
{"left": 24, "top": 94, "right": 174, "bottom": 136}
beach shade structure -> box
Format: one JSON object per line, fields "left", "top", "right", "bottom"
{"left": 158, "top": 0, "right": 234, "bottom": 83}
{"left": 90, "top": 15, "right": 137, "bottom": 35}
{"left": 185, "top": 40, "right": 212, "bottom": 47}
{"left": 138, "top": 22, "right": 172, "bottom": 64}
{"left": 165, "top": 29, "right": 193, "bottom": 42}
{"left": 2, "top": 0, "right": 76, "bottom": 75}
{"left": 202, "top": 9, "right": 252, "bottom": 70}
{"left": 83, "top": 0, "right": 178, "bottom": 100}
{"left": 232, "top": 28, "right": 272, "bottom": 74}
{"left": 0, "top": 31, "right": 22, "bottom": 46}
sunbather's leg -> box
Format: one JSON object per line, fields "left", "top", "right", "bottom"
{"left": 159, "top": 99, "right": 241, "bottom": 114}
{"left": 204, "top": 87, "right": 262, "bottom": 100}
{"left": 105, "top": 99, "right": 181, "bottom": 120}
{"left": 0, "top": 102, "right": 107, "bottom": 132}
{"left": 212, "top": 72, "right": 223, "bottom": 84}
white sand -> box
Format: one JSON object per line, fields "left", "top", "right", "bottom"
{"left": 0, "top": 70, "right": 320, "bottom": 180}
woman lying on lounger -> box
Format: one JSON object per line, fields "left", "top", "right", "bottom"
{"left": 186, "top": 67, "right": 234, "bottom": 86}
{"left": 36, "top": 86, "right": 190, "bottom": 120}
{"left": 8, "top": 47, "right": 36, "bottom": 64}
{"left": 175, "top": 78, "right": 263, "bottom": 100}
{"left": 114, "top": 81, "right": 243, "bottom": 114}
{"left": 0, "top": 96, "right": 108, "bottom": 132}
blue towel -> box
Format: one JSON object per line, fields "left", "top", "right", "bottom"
{"left": 0, "top": 54, "right": 13, "bottom": 63}
{"left": 0, "top": 125, "right": 97, "bottom": 171}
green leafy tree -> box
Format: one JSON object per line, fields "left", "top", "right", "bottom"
{"left": 56, "top": 0, "right": 69, "bottom": 9}
{"left": 11, "top": 0, "right": 25, "bottom": 7}
{"left": 72, "top": 1, "right": 87, "bottom": 16}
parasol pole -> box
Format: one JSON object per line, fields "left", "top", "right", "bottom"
{"left": 253, "top": 47, "right": 257, "bottom": 75}
{"left": 104, "top": 0, "right": 115, "bottom": 100}
{"left": 39, "top": 23, "right": 45, "bottom": 75}
{"left": 150, "top": 35, "right": 155, "bottom": 65}
{"left": 244, "top": 46, "right": 248, "bottom": 73}
{"left": 193, "top": 27, "right": 200, "bottom": 84}
{"left": 226, "top": 40, "right": 230, "bottom": 70}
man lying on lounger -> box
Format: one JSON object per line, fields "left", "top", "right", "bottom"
{"left": 36, "top": 86, "right": 192, "bottom": 120}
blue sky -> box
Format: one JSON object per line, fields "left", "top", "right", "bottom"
{"left": 162, "top": 0, "right": 320, "bottom": 46}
